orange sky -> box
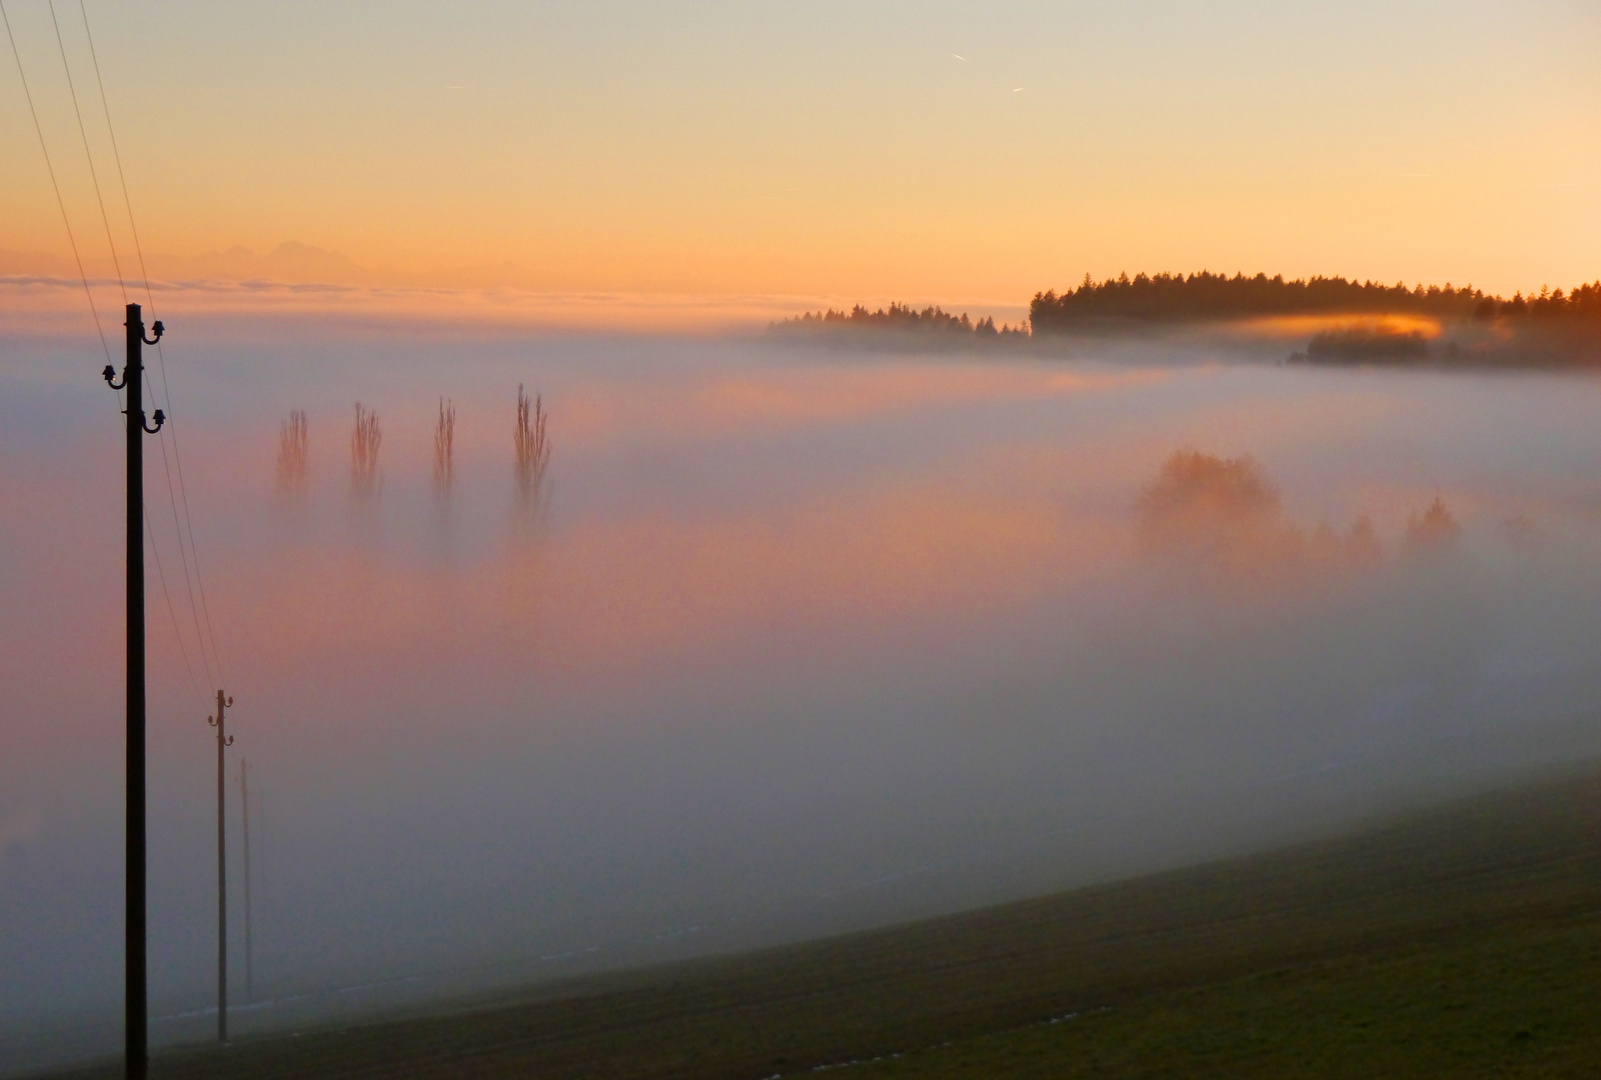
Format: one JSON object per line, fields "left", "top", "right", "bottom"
{"left": 3, "top": 1, "right": 1599, "bottom": 326}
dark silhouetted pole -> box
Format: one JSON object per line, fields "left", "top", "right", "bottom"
{"left": 208, "top": 689, "right": 233, "bottom": 1041}
{"left": 103, "top": 303, "right": 164, "bottom": 1080}
{"left": 241, "top": 757, "right": 253, "bottom": 1003}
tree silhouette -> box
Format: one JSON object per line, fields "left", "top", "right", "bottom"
{"left": 769, "top": 303, "right": 1029, "bottom": 339}
{"left": 349, "top": 403, "right": 380, "bottom": 500}
{"left": 1030, "top": 272, "right": 1492, "bottom": 330}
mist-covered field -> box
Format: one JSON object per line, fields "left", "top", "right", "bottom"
{"left": 6, "top": 320, "right": 1601, "bottom": 1073}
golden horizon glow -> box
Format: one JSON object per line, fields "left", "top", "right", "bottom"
{"left": 3, "top": 1, "right": 1599, "bottom": 327}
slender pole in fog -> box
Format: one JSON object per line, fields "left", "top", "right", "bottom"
{"left": 102, "top": 304, "right": 164, "bottom": 1080}
{"left": 208, "top": 690, "right": 233, "bottom": 1041}
{"left": 241, "top": 758, "right": 253, "bottom": 1003}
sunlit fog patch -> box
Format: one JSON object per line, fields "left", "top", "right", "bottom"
{"left": 1229, "top": 312, "right": 1444, "bottom": 342}
{"left": 549, "top": 360, "right": 1171, "bottom": 451}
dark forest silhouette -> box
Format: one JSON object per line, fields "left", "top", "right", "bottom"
{"left": 769, "top": 273, "right": 1601, "bottom": 364}
{"left": 769, "top": 303, "right": 1029, "bottom": 341}
{"left": 1290, "top": 325, "right": 1431, "bottom": 365}
{"left": 1031, "top": 272, "right": 1601, "bottom": 333}
{"left": 773, "top": 277, "right": 1601, "bottom": 341}
{"left": 1472, "top": 282, "right": 1601, "bottom": 322}
{"left": 1030, "top": 272, "right": 1492, "bottom": 328}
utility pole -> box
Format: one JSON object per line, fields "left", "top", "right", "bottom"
{"left": 240, "top": 757, "right": 253, "bottom": 1003}
{"left": 103, "top": 304, "right": 163, "bottom": 1080}
{"left": 207, "top": 689, "right": 233, "bottom": 1041}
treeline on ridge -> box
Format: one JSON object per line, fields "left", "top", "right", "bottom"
{"left": 1031, "top": 271, "right": 1601, "bottom": 329}
{"left": 1472, "top": 281, "right": 1601, "bottom": 321}
{"left": 769, "top": 303, "right": 1029, "bottom": 339}
{"left": 766, "top": 275, "right": 1601, "bottom": 360}
{"left": 1031, "top": 272, "right": 1489, "bottom": 328}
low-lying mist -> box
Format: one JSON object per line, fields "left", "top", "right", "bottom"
{"left": 5, "top": 324, "right": 1601, "bottom": 1073}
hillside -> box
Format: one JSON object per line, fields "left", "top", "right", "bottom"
{"left": 37, "top": 763, "right": 1601, "bottom": 1080}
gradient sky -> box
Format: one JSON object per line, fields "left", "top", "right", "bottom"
{"left": 2, "top": 0, "right": 1599, "bottom": 310}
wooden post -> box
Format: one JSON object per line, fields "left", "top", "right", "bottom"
{"left": 108, "top": 304, "right": 162, "bottom": 1080}
{"left": 210, "top": 689, "right": 232, "bottom": 1041}
{"left": 123, "top": 304, "right": 148, "bottom": 1080}
{"left": 241, "top": 757, "right": 253, "bottom": 1003}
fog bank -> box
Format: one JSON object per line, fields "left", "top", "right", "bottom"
{"left": 5, "top": 328, "right": 1601, "bottom": 1073}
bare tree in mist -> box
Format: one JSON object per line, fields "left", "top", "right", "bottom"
{"left": 275, "top": 409, "right": 309, "bottom": 497}
{"left": 515, "top": 384, "right": 551, "bottom": 507}
{"left": 1404, "top": 496, "right": 1462, "bottom": 558}
{"left": 350, "top": 403, "right": 382, "bottom": 500}
{"left": 1137, "top": 451, "right": 1381, "bottom": 586}
{"left": 434, "top": 398, "right": 456, "bottom": 497}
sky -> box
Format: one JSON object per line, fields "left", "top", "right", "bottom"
{"left": 2, "top": 0, "right": 1600, "bottom": 321}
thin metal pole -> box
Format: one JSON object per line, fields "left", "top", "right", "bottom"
{"left": 124, "top": 303, "right": 147, "bottom": 1080}
{"left": 241, "top": 758, "right": 252, "bottom": 1003}
{"left": 215, "top": 688, "right": 228, "bottom": 1042}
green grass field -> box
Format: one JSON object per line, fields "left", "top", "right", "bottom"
{"left": 43, "top": 764, "right": 1601, "bottom": 1079}
{"left": 848, "top": 916, "right": 1601, "bottom": 1078}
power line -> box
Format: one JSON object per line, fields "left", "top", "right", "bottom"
{"left": 185, "top": 502, "right": 227, "bottom": 690}
{"left": 155, "top": 427, "right": 217, "bottom": 691}
{"left": 78, "top": 0, "right": 146, "bottom": 301}
{"left": 58, "top": 0, "right": 220, "bottom": 689}
{"left": 47, "top": 0, "right": 125, "bottom": 304}
{"left": 1, "top": 0, "right": 112, "bottom": 367}
{"left": 76, "top": 0, "right": 228, "bottom": 691}
{"left": 146, "top": 506, "right": 207, "bottom": 707}
{"left": 4, "top": 1, "right": 181, "bottom": 710}
{"left": 12, "top": 0, "right": 229, "bottom": 705}
{"left": 164, "top": 432, "right": 226, "bottom": 689}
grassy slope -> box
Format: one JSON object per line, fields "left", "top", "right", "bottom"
{"left": 43, "top": 765, "right": 1601, "bottom": 1080}
{"left": 851, "top": 916, "right": 1601, "bottom": 1078}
